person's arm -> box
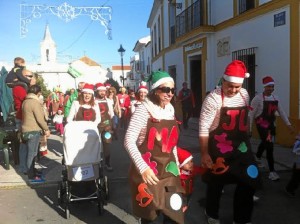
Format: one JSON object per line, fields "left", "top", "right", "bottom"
{"left": 33, "top": 102, "right": 49, "bottom": 136}
{"left": 107, "top": 98, "right": 114, "bottom": 119}
{"left": 94, "top": 104, "right": 101, "bottom": 124}
{"left": 66, "top": 101, "right": 78, "bottom": 123}
{"left": 124, "top": 105, "right": 148, "bottom": 172}
{"left": 277, "top": 99, "right": 294, "bottom": 132}
{"left": 124, "top": 105, "right": 159, "bottom": 185}
{"left": 249, "top": 95, "right": 260, "bottom": 133}
{"left": 198, "top": 93, "right": 218, "bottom": 169}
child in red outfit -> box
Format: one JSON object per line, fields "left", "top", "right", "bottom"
{"left": 177, "top": 147, "right": 207, "bottom": 210}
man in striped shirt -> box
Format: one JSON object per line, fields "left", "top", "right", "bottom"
{"left": 199, "top": 60, "right": 261, "bottom": 224}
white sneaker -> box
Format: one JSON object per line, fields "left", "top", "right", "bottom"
{"left": 205, "top": 211, "right": 220, "bottom": 224}
{"left": 268, "top": 171, "right": 280, "bottom": 181}
{"left": 255, "top": 156, "right": 265, "bottom": 168}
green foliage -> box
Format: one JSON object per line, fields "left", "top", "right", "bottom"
{"left": 36, "top": 75, "right": 51, "bottom": 99}
{"left": 105, "top": 78, "right": 120, "bottom": 92}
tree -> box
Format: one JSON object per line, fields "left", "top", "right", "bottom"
{"left": 36, "top": 74, "right": 51, "bottom": 99}
{"left": 105, "top": 78, "right": 120, "bottom": 92}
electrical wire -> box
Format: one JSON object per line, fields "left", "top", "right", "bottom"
{"left": 58, "top": 0, "right": 111, "bottom": 54}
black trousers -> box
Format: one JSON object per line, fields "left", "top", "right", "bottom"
{"left": 141, "top": 214, "right": 177, "bottom": 224}
{"left": 181, "top": 106, "right": 192, "bottom": 128}
{"left": 205, "top": 176, "right": 255, "bottom": 223}
{"left": 256, "top": 125, "right": 275, "bottom": 172}
{"left": 286, "top": 163, "right": 300, "bottom": 192}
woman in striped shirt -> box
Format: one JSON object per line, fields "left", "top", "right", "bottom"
{"left": 124, "top": 71, "right": 184, "bottom": 224}
{"left": 199, "top": 60, "right": 261, "bottom": 224}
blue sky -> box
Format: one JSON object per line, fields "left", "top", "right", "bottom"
{"left": 0, "top": 0, "right": 153, "bottom": 68}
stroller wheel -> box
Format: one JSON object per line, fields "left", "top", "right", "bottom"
{"left": 97, "top": 194, "right": 105, "bottom": 215}
{"left": 103, "top": 176, "right": 109, "bottom": 201}
{"left": 65, "top": 207, "right": 70, "bottom": 219}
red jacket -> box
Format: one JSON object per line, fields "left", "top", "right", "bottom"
{"left": 12, "top": 86, "right": 27, "bottom": 120}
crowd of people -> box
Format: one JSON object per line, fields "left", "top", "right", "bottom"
{"left": 3, "top": 56, "right": 299, "bottom": 223}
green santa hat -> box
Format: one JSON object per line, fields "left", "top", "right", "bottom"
{"left": 146, "top": 71, "right": 174, "bottom": 90}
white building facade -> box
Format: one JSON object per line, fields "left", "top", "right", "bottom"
{"left": 147, "top": 0, "right": 300, "bottom": 146}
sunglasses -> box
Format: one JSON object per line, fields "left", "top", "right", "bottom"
{"left": 157, "top": 86, "right": 175, "bottom": 94}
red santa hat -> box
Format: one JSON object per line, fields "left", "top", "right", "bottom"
{"left": 82, "top": 83, "right": 94, "bottom": 94}
{"left": 95, "top": 83, "right": 106, "bottom": 91}
{"left": 57, "top": 107, "right": 63, "bottom": 113}
{"left": 223, "top": 60, "right": 250, "bottom": 84}
{"left": 138, "top": 81, "right": 148, "bottom": 93}
{"left": 177, "top": 147, "right": 193, "bottom": 168}
{"left": 105, "top": 83, "right": 111, "bottom": 89}
{"left": 262, "top": 76, "right": 275, "bottom": 87}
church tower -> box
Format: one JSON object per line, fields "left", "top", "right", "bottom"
{"left": 40, "top": 24, "right": 57, "bottom": 64}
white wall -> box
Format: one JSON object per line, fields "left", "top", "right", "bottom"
{"left": 208, "top": 6, "right": 291, "bottom": 113}
{"left": 211, "top": 0, "right": 234, "bottom": 25}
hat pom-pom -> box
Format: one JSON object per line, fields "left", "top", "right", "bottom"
{"left": 140, "top": 81, "right": 147, "bottom": 86}
{"left": 245, "top": 73, "right": 250, "bottom": 78}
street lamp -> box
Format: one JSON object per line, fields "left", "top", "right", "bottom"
{"left": 118, "top": 44, "right": 126, "bottom": 86}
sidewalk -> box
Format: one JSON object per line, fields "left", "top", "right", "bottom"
{"left": 0, "top": 118, "right": 295, "bottom": 188}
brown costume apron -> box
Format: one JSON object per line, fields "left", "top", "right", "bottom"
{"left": 255, "top": 95, "right": 278, "bottom": 140}
{"left": 75, "top": 107, "right": 96, "bottom": 121}
{"left": 129, "top": 118, "right": 185, "bottom": 223}
{"left": 203, "top": 92, "right": 261, "bottom": 189}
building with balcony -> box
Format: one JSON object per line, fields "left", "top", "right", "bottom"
{"left": 131, "top": 35, "right": 152, "bottom": 90}
{"left": 148, "top": 0, "right": 300, "bottom": 146}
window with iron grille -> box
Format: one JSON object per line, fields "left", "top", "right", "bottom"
{"left": 232, "top": 47, "right": 257, "bottom": 100}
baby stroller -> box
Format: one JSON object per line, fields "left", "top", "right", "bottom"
{"left": 57, "top": 121, "right": 109, "bottom": 219}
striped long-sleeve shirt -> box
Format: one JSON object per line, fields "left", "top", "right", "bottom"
{"left": 199, "top": 87, "right": 250, "bottom": 136}
{"left": 124, "top": 100, "right": 179, "bottom": 174}
{"left": 249, "top": 93, "right": 291, "bottom": 132}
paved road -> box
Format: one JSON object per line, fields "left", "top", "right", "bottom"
{"left": 0, "top": 119, "right": 299, "bottom": 223}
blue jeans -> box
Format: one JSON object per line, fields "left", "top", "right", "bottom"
{"left": 18, "top": 143, "right": 28, "bottom": 173}
{"left": 25, "top": 132, "right": 41, "bottom": 179}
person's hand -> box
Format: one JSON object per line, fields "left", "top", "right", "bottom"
{"left": 141, "top": 167, "right": 159, "bottom": 185}
{"left": 44, "top": 130, "right": 51, "bottom": 137}
{"left": 201, "top": 152, "right": 213, "bottom": 169}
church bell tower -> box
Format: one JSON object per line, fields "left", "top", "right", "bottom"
{"left": 40, "top": 24, "right": 57, "bottom": 64}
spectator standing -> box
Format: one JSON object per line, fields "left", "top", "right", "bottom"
{"left": 124, "top": 71, "right": 185, "bottom": 224}
{"left": 13, "top": 70, "right": 36, "bottom": 173}
{"left": 177, "top": 82, "right": 195, "bottom": 129}
{"left": 249, "top": 76, "right": 294, "bottom": 181}
{"left": 21, "top": 85, "right": 50, "bottom": 183}
{"left": 199, "top": 60, "right": 261, "bottom": 224}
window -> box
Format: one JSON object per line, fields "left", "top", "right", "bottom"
{"left": 238, "top": 0, "right": 255, "bottom": 14}
{"left": 154, "top": 24, "right": 157, "bottom": 56}
{"left": 232, "top": 47, "right": 257, "bottom": 100}
{"left": 158, "top": 16, "right": 161, "bottom": 52}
